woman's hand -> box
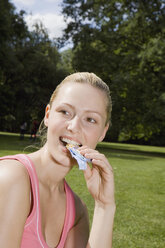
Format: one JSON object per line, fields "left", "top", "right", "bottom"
{"left": 78, "top": 146, "right": 115, "bottom": 208}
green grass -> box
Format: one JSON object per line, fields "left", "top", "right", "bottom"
{"left": 0, "top": 132, "right": 165, "bottom": 248}
{"left": 0, "top": 132, "right": 38, "bottom": 156}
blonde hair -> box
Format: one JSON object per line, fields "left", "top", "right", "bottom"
{"left": 39, "top": 72, "right": 112, "bottom": 146}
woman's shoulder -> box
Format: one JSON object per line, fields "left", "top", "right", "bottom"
{"left": 0, "top": 158, "right": 30, "bottom": 191}
{"left": 0, "top": 158, "right": 31, "bottom": 246}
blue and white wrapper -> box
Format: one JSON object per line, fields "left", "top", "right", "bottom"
{"left": 67, "top": 146, "right": 91, "bottom": 170}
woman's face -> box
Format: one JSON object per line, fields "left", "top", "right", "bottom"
{"left": 44, "top": 82, "right": 109, "bottom": 167}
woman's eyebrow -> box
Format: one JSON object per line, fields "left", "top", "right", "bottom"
{"left": 59, "top": 103, "right": 103, "bottom": 117}
{"left": 84, "top": 110, "right": 103, "bottom": 118}
{"left": 60, "top": 103, "right": 74, "bottom": 108}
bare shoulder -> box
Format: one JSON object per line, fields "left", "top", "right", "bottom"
{"left": 0, "top": 158, "right": 31, "bottom": 199}
{"left": 0, "top": 159, "right": 31, "bottom": 247}
{"left": 0, "top": 159, "right": 30, "bottom": 202}
{"left": 0, "top": 159, "right": 30, "bottom": 208}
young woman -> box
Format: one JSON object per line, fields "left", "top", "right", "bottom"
{"left": 0, "top": 72, "right": 116, "bottom": 248}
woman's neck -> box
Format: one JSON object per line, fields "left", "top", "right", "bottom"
{"left": 28, "top": 147, "right": 71, "bottom": 192}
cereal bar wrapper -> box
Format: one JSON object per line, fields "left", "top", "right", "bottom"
{"left": 67, "top": 145, "right": 91, "bottom": 170}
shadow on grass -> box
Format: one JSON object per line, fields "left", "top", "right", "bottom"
{"left": 97, "top": 145, "right": 165, "bottom": 158}
{"left": 98, "top": 148, "right": 151, "bottom": 161}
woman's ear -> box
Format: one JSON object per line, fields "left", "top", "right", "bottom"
{"left": 44, "top": 104, "right": 50, "bottom": 127}
{"left": 98, "top": 123, "right": 109, "bottom": 142}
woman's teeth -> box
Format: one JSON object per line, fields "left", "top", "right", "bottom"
{"left": 61, "top": 137, "right": 81, "bottom": 147}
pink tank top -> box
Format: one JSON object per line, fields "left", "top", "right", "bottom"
{"left": 0, "top": 154, "right": 75, "bottom": 248}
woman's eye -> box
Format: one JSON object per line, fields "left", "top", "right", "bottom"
{"left": 60, "top": 110, "right": 70, "bottom": 116}
{"left": 87, "top": 117, "right": 96, "bottom": 123}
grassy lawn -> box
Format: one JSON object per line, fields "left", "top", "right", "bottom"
{"left": 0, "top": 132, "right": 164, "bottom": 247}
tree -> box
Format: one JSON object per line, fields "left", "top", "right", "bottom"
{"left": 0, "top": 0, "right": 68, "bottom": 132}
{"left": 59, "top": 48, "right": 74, "bottom": 74}
{"left": 0, "top": 0, "right": 29, "bottom": 131}
{"left": 61, "top": 0, "right": 165, "bottom": 145}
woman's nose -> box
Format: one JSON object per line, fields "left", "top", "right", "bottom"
{"left": 66, "top": 116, "right": 81, "bottom": 133}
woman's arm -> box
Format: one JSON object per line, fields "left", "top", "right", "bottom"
{"left": 0, "top": 160, "right": 31, "bottom": 248}
{"left": 88, "top": 203, "right": 115, "bottom": 248}
{"left": 64, "top": 146, "right": 115, "bottom": 248}
{"left": 79, "top": 146, "right": 116, "bottom": 248}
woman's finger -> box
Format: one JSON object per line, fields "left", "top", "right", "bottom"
{"left": 84, "top": 153, "right": 112, "bottom": 172}
{"left": 91, "top": 159, "right": 113, "bottom": 174}
{"left": 83, "top": 163, "right": 92, "bottom": 180}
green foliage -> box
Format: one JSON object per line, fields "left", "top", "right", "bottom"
{"left": 0, "top": 0, "right": 71, "bottom": 132}
{"left": 59, "top": 49, "right": 74, "bottom": 73}
{"left": 61, "top": 0, "right": 165, "bottom": 145}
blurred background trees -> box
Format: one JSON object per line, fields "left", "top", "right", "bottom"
{"left": 0, "top": 0, "right": 69, "bottom": 133}
{"left": 61, "top": 0, "right": 165, "bottom": 145}
{"left": 0, "top": 0, "right": 165, "bottom": 145}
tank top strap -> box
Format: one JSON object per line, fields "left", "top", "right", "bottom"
{"left": 58, "top": 180, "right": 76, "bottom": 247}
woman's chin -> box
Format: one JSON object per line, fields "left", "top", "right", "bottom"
{"left": 56, "top": 151, "right": 75, "bottom": 169}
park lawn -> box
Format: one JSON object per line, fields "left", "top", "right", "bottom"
{"left": 0, "top": 132, "right": 164, "bottom": 248}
